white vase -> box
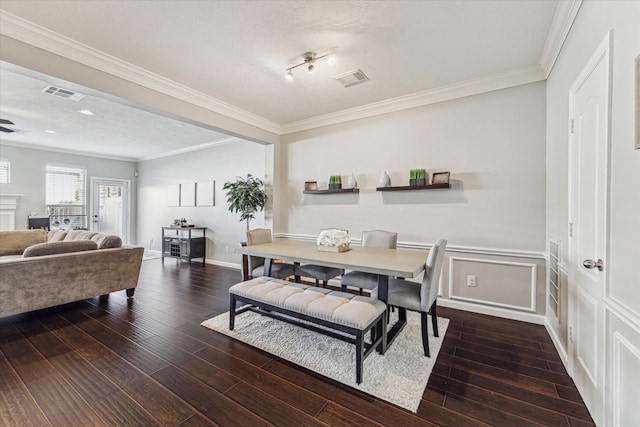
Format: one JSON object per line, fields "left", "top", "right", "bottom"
{"left": 378, "top": 171, "right": 391, "bottom": 187}
{"left": 347, "top": 174, "right": 357, "bottom": 189}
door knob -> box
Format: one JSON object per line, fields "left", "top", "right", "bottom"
{"left": 582, "top": 259, "right": 604, "bottom": 271}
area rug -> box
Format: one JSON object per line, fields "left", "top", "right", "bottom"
{"left": 201, "top": 309, "right": 448, "bottom": 412}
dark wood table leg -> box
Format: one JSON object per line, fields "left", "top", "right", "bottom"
{"left": 378, "top": 274, "right": 407, "bottom": 348}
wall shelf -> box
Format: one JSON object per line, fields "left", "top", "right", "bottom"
{"left": 376, "top": 183, "right": 450, "bottom": 191}
{"left": 303, "top": 188, "right": 360, "bottom": 195}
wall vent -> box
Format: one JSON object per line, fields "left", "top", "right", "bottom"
{"left": 42, "top": 85, "right": 85, "bottom": 101}
{"left": 333, "top": 69, "right": 369, "bottom": 87}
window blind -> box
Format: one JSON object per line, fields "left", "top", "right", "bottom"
{"left": 46, "top": 165, "right": 86, "bottom": 206}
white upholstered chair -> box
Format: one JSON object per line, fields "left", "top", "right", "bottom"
{"left": 386, "top": 239, "right": 447, "bottom": 357}
{"left": 340, "top": 230, "right": 398, "bottom": 295}
{"left": 246, "top": 228, "right": 296, "bottom": 280}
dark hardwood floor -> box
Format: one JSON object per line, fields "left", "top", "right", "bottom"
{"left": 0, "top": 259, "right": 594, "bottom": 426}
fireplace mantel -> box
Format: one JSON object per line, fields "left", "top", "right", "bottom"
{"left": 0, "top": 194, "right": 24, "bottom": 231}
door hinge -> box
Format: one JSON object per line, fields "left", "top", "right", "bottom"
{"left": 570, "top": 119, "right": 574, "bottom": 134}
{"left": 569, "top": 326, "right": 573, "bottom": 342}
{"left": 569, "top": 222, "right": 573, "bottom": 238}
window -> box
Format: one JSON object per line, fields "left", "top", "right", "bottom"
{"left": 46, "top": 165, "right": 87, "bottom": 229}
{"left": 0, "top": 158, "right": 9, "bottom": 183}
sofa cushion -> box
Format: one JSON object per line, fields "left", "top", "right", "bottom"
{"left": 64, "top": 230, "right": 98, "bottom": 241}
{"left": 47, "top": 230, "right": 68, "bottom": 242}
{"left": 23, "top": 240, "right": 98, "bottom": 258}
{"left": 0, "top": 229, "right": 47, "bottom": 256}
{"left": 91, "top": 234, "right": 122, "bottom": 249}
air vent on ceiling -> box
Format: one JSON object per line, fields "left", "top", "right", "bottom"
{"left": 333, "top": 69, "right": 369, "bottom": 87}
{"left": 42, "top": 85, "right": 86, "bottom": 101}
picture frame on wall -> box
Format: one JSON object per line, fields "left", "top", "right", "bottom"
{"left": 431, "top": 171, "right": 450, "bottom": 185}
{"left": 196, "top": 181, "right": 215, "bottom": 206}
{"left": 167, "top": 184, "right": 180, "bottom": 207}
{"left": 180, "top": 182, "right": 196, "bottom": 207}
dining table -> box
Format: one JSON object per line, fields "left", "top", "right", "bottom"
{"left": 235, "top": 239, "right": 427, "bottom": 347}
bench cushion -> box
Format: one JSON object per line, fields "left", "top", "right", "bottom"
{"left": 230, "top": 277, "right": 386, "bottom": 330}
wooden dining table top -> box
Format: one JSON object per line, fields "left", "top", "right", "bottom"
{"left": 235, "top": 239, "right": 427, "bottom": 278}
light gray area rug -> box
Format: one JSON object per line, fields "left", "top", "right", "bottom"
{"left": 201, "top": 309, "right": 448, "bottom": 412}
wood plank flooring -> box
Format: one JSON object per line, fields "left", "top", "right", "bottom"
{"left": 0, "top": 259, "right": 594, "bottom": 426}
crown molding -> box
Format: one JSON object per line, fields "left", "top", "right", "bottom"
{"left": 539, "top": 0, "right": 583, "bottom": 78}
{"left": 280, "top": 65, "right": 546, "bottom": 134}
{"left": 0, "top": 11, "right": 282, "bottom": 135}
{"left": 136, "top": 136, "right": 239, "bottom": 162}
{"left": 0, "top": 139, "right": 136, "bottom": 162}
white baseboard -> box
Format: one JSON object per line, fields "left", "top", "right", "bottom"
{"left": 438, "top": 298, "right": 545, "bottom": 324}
{"left": 544, "top": 317, "right": 570, "bottom": 370}
{"left": 205, "top": 259, "right": 241, "bottom": 269}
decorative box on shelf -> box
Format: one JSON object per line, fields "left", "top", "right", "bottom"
{"left": 316, "top": 228, "right": 350, "bottom": 253}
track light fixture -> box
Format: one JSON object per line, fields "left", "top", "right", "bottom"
{"left": 285, "top": 51, "right": 334, "bottom": 80}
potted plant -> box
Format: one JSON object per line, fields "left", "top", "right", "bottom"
{"left": 410, "top": 169, "right": 427, "bottom": 186}
{"left": 222, "top": 174, "right": 268, "bottom": 231}
{"left": 329, "top": 175, "right": 342, "bottom": 190}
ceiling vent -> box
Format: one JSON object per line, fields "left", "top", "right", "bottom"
{"left": 333, "top": 69, "right": 369, "bottom": 87}
{"left": 42, "top": 85, "right": 86, "bottom": 101}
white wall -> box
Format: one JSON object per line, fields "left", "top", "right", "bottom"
{"left": 281, "top": 82, "right": 548, "bottom": 316}
{"left": 0, "top": 143, "right": 137, "bottom": 237}
{"left": 545, "top": 1, "right": 640, "bottom": 424}
{"left": 136, "top": 139, "right": 267, "bottom": 266}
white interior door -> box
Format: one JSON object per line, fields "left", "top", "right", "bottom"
{"left": 568, "top": 33, "right": 611, "bottom": 426}
{"left": 91, "top": 177, "right": 130, "bottom": 243}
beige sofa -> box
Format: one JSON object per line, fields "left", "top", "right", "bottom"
{"left": 0, "top": 229, "right": 144, "bottom": 318}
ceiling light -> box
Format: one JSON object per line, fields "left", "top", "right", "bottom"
{"left": 44, "top": 130, "right": 56, "bottom": 134}
{"left": 286, "top": 51, "right": 334, "bottom": 79}
{"left": 77, "top": 109, "right": 95, "bottom": 115}
{"left": 327, "top": 56, "right": 336, "bottom": 66}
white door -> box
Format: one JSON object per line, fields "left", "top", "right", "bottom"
{"left": 568, "top": 33, "right": 611, "bottom": 426}
{"left": 91, "top": 178, "right": 130, "bottom": 243}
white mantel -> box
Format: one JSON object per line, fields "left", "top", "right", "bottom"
{"left": 0, "top": 194, "right": 23, "bottom": 231}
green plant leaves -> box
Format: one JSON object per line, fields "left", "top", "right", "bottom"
{"left": 222, "top": 174, "right": 268, "bottom": 229}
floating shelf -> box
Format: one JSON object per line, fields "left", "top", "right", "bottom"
{"left": 303, "top": 188, "right": 360, "bottom": 194}
{"left": 376, "top": 183, "right": 450, "bottom": 191}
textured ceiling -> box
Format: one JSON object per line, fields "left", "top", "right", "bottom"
{"left": 0, "top": 0, "right": 559, "bottom": 160}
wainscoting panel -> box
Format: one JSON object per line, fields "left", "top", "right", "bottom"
{"left": 448, "top": 256, "right": 537, "bottom": 312}
{"left": 606, "top": 299, "right": 640, "bottom": 427}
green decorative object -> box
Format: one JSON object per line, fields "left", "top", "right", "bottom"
{"left": 222, "top": 174, "right": 268, "bottom": 231}
{"left": 329, "top": 175, "right": 342, "bottom": 190}
{"left": 410, "top": 169, "right": 427, "bottom": 186}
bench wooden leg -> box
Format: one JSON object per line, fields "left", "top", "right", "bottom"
{"left": 356, "top": 330, "right": 364, "bottom": 384}
{"left": 229, "top": 294, "right": 237, "bottom": 330}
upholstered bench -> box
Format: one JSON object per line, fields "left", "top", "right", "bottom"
{"left": 229, "top": 277, "right": 387, "bottom": 384}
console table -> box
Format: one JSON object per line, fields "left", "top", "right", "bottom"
{"left": 161, "top": 227, "right": 206, "bottom": 265}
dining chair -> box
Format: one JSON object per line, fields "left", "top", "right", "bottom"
{"left": 386, "top": 239, "right": 447, "bottom": 357}
{"left": 246, "top": 228, "right": 296, "bottom": 280}
{"left": 340, "top": 230, "right": 398, "bottom": 295}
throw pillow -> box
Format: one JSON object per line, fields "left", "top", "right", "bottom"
{"left": 23, "top": 240, "right": 98, "bottom": 258}
{"left": 47, "top": 230, "right": 68, "bottom": 242}
{"left": 64, "top": 230, "right": 98, "bottom": 241}
{"left": 91, "top": 234, "right": 123, "bottom": 249}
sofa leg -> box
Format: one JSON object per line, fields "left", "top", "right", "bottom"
{"left": 126, "top": 288, "right": 135, "bottom": 299}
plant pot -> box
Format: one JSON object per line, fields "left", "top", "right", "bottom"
{"left": 329, "top": 183, "right": 342, "bottom": 190}
{"left": 410, "top": 178, "right": 426, "bottom": 186}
